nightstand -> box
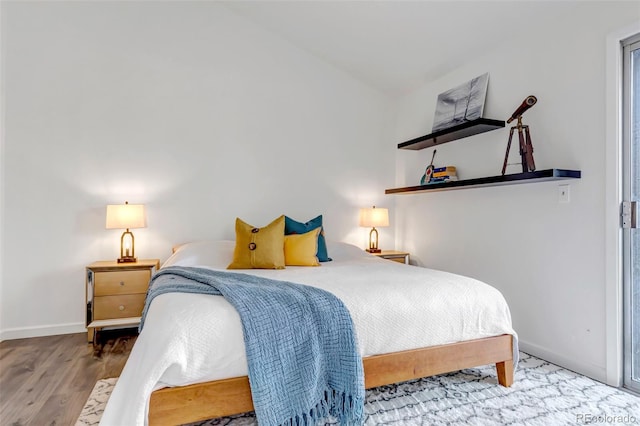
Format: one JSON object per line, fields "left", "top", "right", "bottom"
{"left": 85, "top": 259, "right": 160, "bottom": 343}
{"left": 371, "top": 250, "right": 410, "bottom": 264}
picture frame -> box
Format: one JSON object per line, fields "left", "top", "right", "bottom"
{"left": 432, "top": 73, "right": 489, "bottom": 132}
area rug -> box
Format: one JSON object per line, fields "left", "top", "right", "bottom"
{"left": 76, "top": 352, "right": 639, "bottom": 426}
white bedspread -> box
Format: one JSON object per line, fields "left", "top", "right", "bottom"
{"left": 100, "top": 241, "right": 517, "bottom": 426}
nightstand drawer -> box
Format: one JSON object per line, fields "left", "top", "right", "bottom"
{"left": 94, "top": 270, "right": 151, "bottom": 296}
{"left": 387, "top": 257, "right": 407, "bottom": 264}
{"left": 93, "top": 294, "right": 146, "bottom": 320}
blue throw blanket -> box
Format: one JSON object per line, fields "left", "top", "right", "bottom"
{"left": 140, "top": 266, "right": 365, "bottom": 426}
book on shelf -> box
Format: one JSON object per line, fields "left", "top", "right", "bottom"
{"left": 433, "top": 166, "right": 456, "bottom": 174}
{"left": 426, "top": 175, "right": 459, "bottom": 184}
{"left": 433, "top": 170, "right": 457, "bottom": 178}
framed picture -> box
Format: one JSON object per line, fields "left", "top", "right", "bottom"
{"left": 432, "top": 73, "right": 489, "bottom": 132}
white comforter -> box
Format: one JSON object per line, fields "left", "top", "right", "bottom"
{"left": 100, "top": 241, "right": 517, "bottom": 426}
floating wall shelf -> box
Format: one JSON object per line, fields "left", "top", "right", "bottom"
{"left": 385, "top": 169, "right": 581, "bottom": 195}
{"left": 398, "top": 118, "right": 506, "bottom": 150}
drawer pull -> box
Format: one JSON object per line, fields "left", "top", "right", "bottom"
{"left": 119, "top": 305, "right": 125, "bottom": 311}
{"left": 120, "top": 281, "right": 125, "bottom": 286}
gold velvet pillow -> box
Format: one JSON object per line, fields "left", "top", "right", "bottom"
{"left": 284, "top": 228, "right": 321, "bottom": 266}
{"left": 227, "top": 215, "right": 286, "bottom": 269}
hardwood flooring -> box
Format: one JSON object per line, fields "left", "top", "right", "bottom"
{"left": 0, "top": 329, "right": 136, "bottom": 426}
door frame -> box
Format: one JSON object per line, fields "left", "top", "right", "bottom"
{"left": 622, "top": 33, "right": 640, "bottom": 393}
{"left": 605, "top": 21, "right": 640, "bottom": 388}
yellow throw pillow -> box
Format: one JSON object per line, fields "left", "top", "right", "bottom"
{"left": 284, "top": 228, "right": 320, "bottom": 266}
{"left": 227, "top": 215, "right": 285, "bottom": 270}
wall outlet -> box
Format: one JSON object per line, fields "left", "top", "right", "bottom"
{"left": 558, "top": 184, "right": 570, "bottom": 203}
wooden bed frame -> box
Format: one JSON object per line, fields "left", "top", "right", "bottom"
{"left": 148, "top": 334, "right": 514, "bottom": 426}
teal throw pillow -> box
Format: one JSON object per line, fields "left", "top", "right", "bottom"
{"left": 284, "top": 215, "right": 332, "bottom": 262}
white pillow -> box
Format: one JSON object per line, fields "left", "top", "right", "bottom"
{"left": 161, "top": 240, "right": 235, "bottom": 269}
{"left": 324, "top": 241, "right": 371, "bottom": 261}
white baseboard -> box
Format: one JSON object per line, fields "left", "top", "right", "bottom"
{"left": 0, "top": 322, "right": 85, "bottom": 342}
{"left": 518, "top": 339, "right": 608, "bottom": 384}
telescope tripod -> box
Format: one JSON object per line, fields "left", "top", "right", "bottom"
{"left": 501, "top": 115, "right": 536, "bottom": 175}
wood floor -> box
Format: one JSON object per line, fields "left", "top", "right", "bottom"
{"left": 0, "top": 329, "right": 136, "bottom": 426}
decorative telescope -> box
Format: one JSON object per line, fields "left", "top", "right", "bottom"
{"left": 507, "top": 95, "right": 537, "bottom": 124}
{"left": 501, "top": 95, "right": 538, "bottom": 175}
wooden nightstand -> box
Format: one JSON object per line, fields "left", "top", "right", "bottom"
{"left": 371, "top": 250, "right": 410, "bottom": 264}
{"left": 85, "top": 259, "right": 160, "bottom": 343}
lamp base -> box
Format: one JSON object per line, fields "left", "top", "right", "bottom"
{"left": 366, "top": 248, "right": 382, "bottom": 253}
{"left": 117, "top": 256, "right": 137, "bottom": 263}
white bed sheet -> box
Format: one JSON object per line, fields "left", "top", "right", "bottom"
{"left": 100, "top": 241, "right": 517, "bottom": 426}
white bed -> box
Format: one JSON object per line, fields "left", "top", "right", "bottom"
{"left": 100, "top": 240, "right": 518, "bottom": 426}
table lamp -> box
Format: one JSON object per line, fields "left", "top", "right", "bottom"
{"left": 359, "top": 206, "right": 389, "bottom": 253}
{"left": 106, "top": 201, "right": 146, "bottom": 263}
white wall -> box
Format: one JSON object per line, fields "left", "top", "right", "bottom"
{"left": 392, "top": 2, "right": 639, "bottom": 384}
{"left": 0, "top": 1, "right": 394, "bottom": 339}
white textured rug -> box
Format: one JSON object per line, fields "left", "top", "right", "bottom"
{"left": 76, "top": 353, "right": 639, "bottom": 426}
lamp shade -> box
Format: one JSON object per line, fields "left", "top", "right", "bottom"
{"left": 359, "top": 206, "right": 389, "bottom": 228}
{"left": 106, "top": 203, "right": 146, "bottom": 229}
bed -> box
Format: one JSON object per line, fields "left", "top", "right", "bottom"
{"left": 100, "top": 240, "right": 518, "bottom": 426}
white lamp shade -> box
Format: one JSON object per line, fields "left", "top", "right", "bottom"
{"left": 106, "top": 203, "right": 147, "bottom": 229}
{"left": 359, "top": 207, "right": 389, "bottom": 228}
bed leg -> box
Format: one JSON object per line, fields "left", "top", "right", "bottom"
{"left": 496, "top": 359, "right": 513, "bottom": 387}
